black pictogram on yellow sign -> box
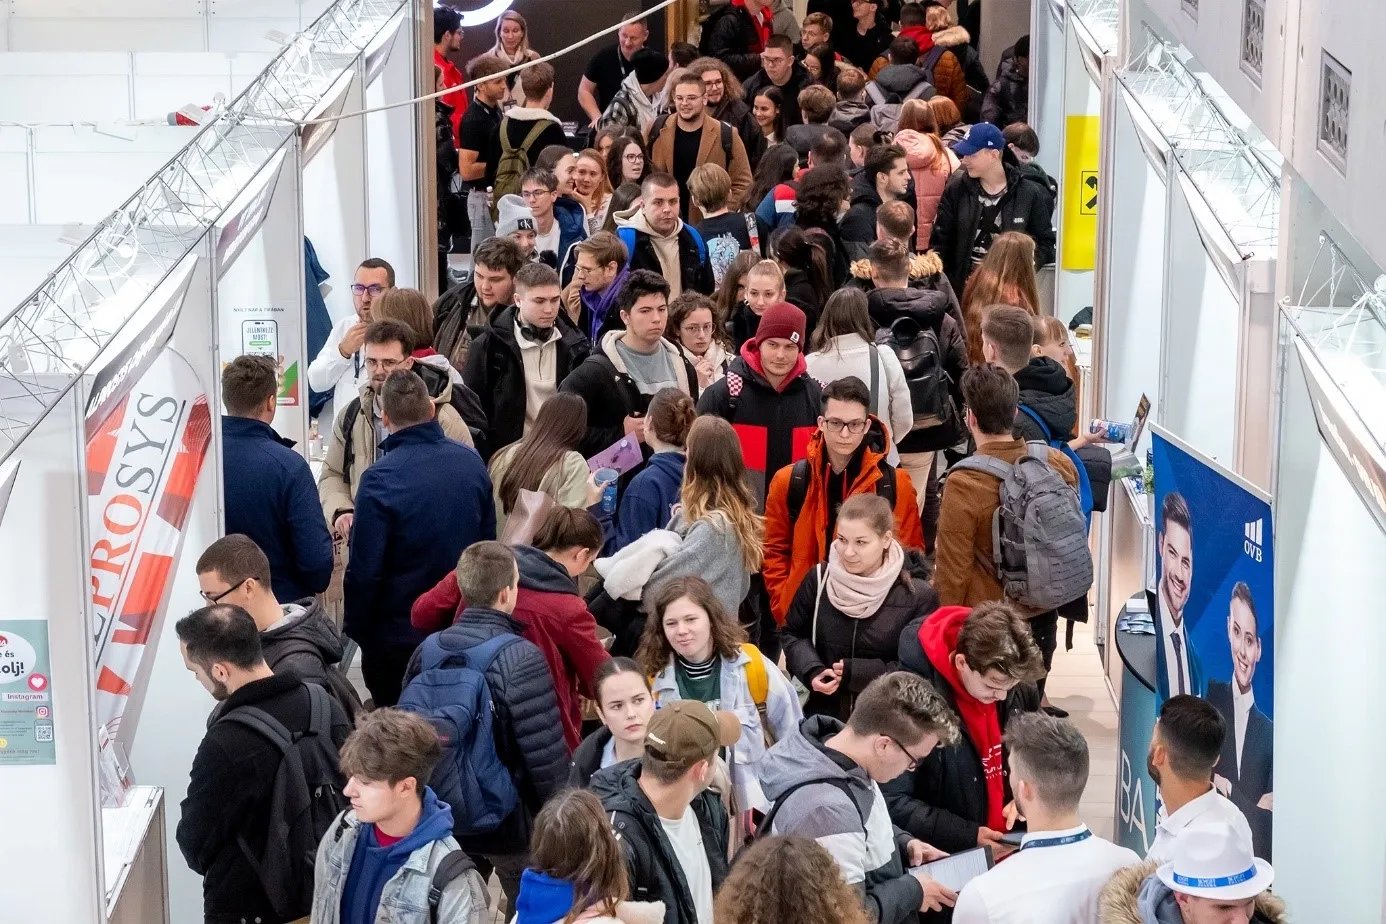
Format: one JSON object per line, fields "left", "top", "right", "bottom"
{"left": 1081, "top": 171, "right": 1099, "bottom": 215}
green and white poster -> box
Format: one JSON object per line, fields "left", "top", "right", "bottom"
{"left": 0, "top": 620, "right": 55, "bottom": 766}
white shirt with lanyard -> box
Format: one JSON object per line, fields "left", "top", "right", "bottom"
{"left": 951, "top": 825, "right": 1140, "bottom": 924}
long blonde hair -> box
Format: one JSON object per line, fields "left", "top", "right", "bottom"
{"left": 961, "top": 232, "right": 1041, "bottom": 364}
{"left": 681, "top": 416, "right": 764, "bottom": 572}
{"left": 488, "top": 10, "right": 535, "bottom": 59}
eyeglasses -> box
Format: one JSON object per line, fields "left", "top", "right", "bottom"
{"left": 680, "top": 322, "right": 715, "bottom": 335}
{"left": 760, "top": 54, "right": 789, "bottom": 65}
{"left": 574, "top": 263, "right": 603, "bottom": 277}
{"left": 623, "top": 152, "right": 644, "bottom": 162}
{"left": 822, "top": 417, "right": 869, "bottom": 435}
{"left": 200, "top": 578, "right": 247, "bottom": 604}
{"left": 364, "top": 357, "right": 404, "bottom": 372}
{"left": 520, "top": 188, "right": 553, "bottom": 200}
{"left": 673, "top": 95, "right": 704, "bottom": 104}
{"left": 888, "top": 735, "right": 926, "bottom": 771}
{"left": 350, "top": 284, "right": 385, "bottom": 296}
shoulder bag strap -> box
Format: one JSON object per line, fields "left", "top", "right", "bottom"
{"left": 868, "top": 344, "right": 881, "bottom": 411}
{"left": 811, "top": 563, "right": 824, "bottom": 648}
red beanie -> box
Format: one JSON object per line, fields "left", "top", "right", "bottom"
{"left": 753, "top": 302, "right": 807, "bottom": 348}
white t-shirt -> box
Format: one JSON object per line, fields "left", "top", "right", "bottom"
{"left": 535, "top": 222, "right": 561, "bottom": 262}
{"left": 952, "top": 825, "right": 1139, "bottom": 924}
{"left": 659, "top": 806, "right": 714, "bottom": 924}
{"left": 1147, "top": 788, "right": 1254, "bottom": 864}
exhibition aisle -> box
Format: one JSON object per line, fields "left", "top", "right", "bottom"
{"left": 1045, "top": 618, "right": 1120, "bottom": 843}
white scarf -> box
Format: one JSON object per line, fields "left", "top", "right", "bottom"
{"left": 824, "top": 540, "right": 905, "bottom": 619}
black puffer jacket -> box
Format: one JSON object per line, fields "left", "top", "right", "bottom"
{"left": 847, "top": 251, "right": 963, "bottom": 327}
{"left": 261, "top": 597, "right": 344, "bottom": 691}
{"left": 728, "top": 301, "right": 761, "bottom": 352}
{"left": 783, "top": 268, "right": 822, "bottom": 338}
{"left": 930, "top": 164, "right": 1057, "bottom": 299}
{"left": 177, "top": 674, "right": 351, "bottom": 923}
{"left": 1013, "top": 356, "right": 1077, "bottom": 442}
{"left": 568, "top": 725, "right": 612, "bottom": 788}
{"left": 882, "top": 613, "right": 1039, "bottom": 853}
{"left": 698, "top": 3, "right": 764, "bottom": 81}
{"left": 402, "top": 607, "right": 568, "bottom": 855}
{"left": 839, "top": 175, "right": 884, "bottom": 263}
{"left": 590, "top": 760, "right": 730, "bottom": 924}
{"left": 624, "top": 225, "right": 716, "bottom": 297}
{"left": 782, "top": 549, "right": 939, "bottom": 720}
{"left": 867, "top": 285, "right": 969, "bottom": 453}
{"left": 461, "top": 303, "right": 591, "bottom": 455}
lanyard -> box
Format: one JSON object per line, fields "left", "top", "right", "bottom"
{"left": 1020, "top": 829, "right": 1093, "bottom": 851}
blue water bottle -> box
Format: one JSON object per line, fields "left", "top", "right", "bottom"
{"left": 595, "top": 467, "right": 619, "bottom": 514}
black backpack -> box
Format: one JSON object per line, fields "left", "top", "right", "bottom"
{"left": 264, "top": 639, "right": 366, "bottom": 725}
{"left": 743, "top": 777, "right": 862, "bottom": 853}
{"left": 216, "top": 684, "right": 347, "bottom": 920}
{"left": 327, "top": 814, "right": 478, "bottom": 924}
{"left": 876, "top": 316, "right": 953, "bottom": 431}
{"left": 785, "top": 457, "right": 897, "bottom": 523}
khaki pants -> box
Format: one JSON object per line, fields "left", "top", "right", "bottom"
{"left": 897, "top": 451, "right": 936, "bottom": 516}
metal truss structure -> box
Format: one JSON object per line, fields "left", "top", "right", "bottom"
{"left": 1117, "top": 26, "right": 1280, "bottom": 259}
{"left": 1068, "top": 0, "right": 1118, "bottom": 56}
{"left": 0, "top": 0, "right": 405, "bottom": 467}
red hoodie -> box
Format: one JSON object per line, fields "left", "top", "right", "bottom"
{"left": 918, "top": 606, "right": 1006, "bottom": 832}
{"left": 898, "top": 25, "right": 937, "bottom": 57}
{"left": 740, "top": 339, "right": 807, "bottom": 394}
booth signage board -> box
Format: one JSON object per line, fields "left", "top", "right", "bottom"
{"left": 1062, "top": 113, "right": 1100, "bottom": 270}
{"left": 0, "top": 619, "right": 56, "bottom": 765}
{"left": 1152, "top": 426, "right": 1275, "bottom": 859}
{"left": 1293, "top": 337, "right": 1386, "bottom": 539}
{"left": 1117, "top": 662, "right": 1158, "bottom": 855}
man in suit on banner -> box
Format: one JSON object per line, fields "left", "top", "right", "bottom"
{"left": 1207, "top": 582, "right": 1273, "bottom": 860}
{"left": 1155, "top": 491, "right": 1203, "bottom": 700}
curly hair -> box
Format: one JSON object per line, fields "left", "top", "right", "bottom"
{"left": 793, "top": 165, "right": 852, "bottom": 229}
{"left": 636, "top": 576, "right": 747, "bottom": 676}
{"left": 713, "top": 836, "right": 870, "bottom": 924}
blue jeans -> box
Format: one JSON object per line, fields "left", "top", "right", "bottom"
{"left": 468, "top": 188, "right": 494, "bottom": 256}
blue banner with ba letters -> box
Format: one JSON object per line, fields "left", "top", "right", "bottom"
{"left": 1152, "top": 428, "right": 1274, "bottom": 860}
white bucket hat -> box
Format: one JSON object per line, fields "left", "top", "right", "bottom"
{"left": 1157, "top": 822, "right": 1274, "bottom": 901}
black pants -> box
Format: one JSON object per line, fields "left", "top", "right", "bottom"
{"left": 359, "top": 641, "right": 417, "bottom": 707}
{"left": 1030, "top": 610, "right": 1059, "bottom": 698}
{"left": 922, "top": 457, "right": 942, "bottom": 555}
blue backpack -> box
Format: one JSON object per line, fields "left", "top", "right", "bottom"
{"left": 1018, "top": 405, "right": 1094, "bottom": 528}
{"left": 397, "top": 632, "right": 522, "bottom": 835}
{"left": 617, "top": 225, "right": 708, "bottom": 273}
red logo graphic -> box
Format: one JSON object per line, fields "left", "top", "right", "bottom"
{"left": 27, "top": 673, "right": 48, "bottom": 692}
{"left": 0, "top": 634, "right": 8, "bottom": 646}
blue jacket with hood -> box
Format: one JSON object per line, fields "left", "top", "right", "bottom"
{"left": 553, "top": 195, "right": 589, "bottom": 288}
{"left": 614, "top": 451, "right": 685, "bottom": 551}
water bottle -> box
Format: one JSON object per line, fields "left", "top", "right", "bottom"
{"left": 1090, "top": 418, "right": 1130, "bottom": 443}
{"left": 595, "top": 467, "right": 619, "bottom": 514}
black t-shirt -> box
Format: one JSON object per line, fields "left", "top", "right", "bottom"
{"left": 673, "top": 126, "right": 702, "bottom": 219}
{"left": 584, "top": 45, "right": 638, "bottom": 112}
{"left": 457, "top": 99, "right": 503, "bottom": 191}
{"left": 484, "top": 115, "right": 572, "bottom": 189}
{"left": 696, "top": 212, "right": 756, "bottom": 286}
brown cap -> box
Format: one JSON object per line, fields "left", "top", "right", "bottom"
{"left": 644, "top": 700, "right": 741, "bottom": 774}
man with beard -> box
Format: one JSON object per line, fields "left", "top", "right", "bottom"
{"left": 1157, "top": 492, "right": 1203, "bottom": 699}
{"left": 175, "top": 604, "right": 351, "bottom": 924}
{"left": 308, "top": 257, "right": 395, "bottom": 424}
{"left": 1145, "top": 695, "right": 1253, "bottom": 864}
{"left": 1207, "top": 583, "right": 1274, "bottom": 859}
{"left": 688, "top": 57, "right": 767, "bottom": 169}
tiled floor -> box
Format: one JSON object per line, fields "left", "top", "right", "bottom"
{"left": 1045, "top": 619, "right": 1120, "bottom": 841}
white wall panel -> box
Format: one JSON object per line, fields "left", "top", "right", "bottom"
{"left": 0, "top": 128, "right": 31, "bottom": 225}
{"left": 30, "top": 126, "right": 195, "bottom": 225}
{"left": 0, "top": 227, "right": 77, "bottom": 309}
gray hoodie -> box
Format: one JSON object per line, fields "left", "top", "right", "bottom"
{"left": 759, "top": 716, "right": 924, "bottom": 924}
{"left": 261, "top": 597, "right": 344, "bottom": 691}
{"left": 644, "top": 510, "right": 751, "bottom": 620}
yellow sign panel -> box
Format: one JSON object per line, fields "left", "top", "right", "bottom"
{"left": 1061, "top": 114, "right": 1101, "bottom": 271}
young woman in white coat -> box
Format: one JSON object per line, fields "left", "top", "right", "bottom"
{"left": 636, "top": 575, "right": 802, "bottom": 815}
{"left": 805, "top": 288, "right": 914, "bottom": 462}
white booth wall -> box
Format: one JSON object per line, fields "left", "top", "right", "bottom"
{"left": 0, "top": 0, "right": 333, "bottom": 53}
{"left": 363, "top": 12, "right": 418, "bottom": 290}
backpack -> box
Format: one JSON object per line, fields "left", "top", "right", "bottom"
{"left": 328, "top": 816, "right": 478, "bottom": 924}
{"left": 265, "top": 639, "right": 366, "bottom": 725}
{"left": 876, "top": 316, "right": 953, "bottom": 431}
{"left": 490, "top": 119, "right": 551, "bottom": 221}
{"left": 748, "top": 776, "right": 863, "bottom": 848}
{"left": 951, "top": 443, "right": 1094, "bottom": 611}
{"left": 785, "top": 457, "right": 897, "bottom": 524}
{"left": 650, "top": 113, "right": 734, "bottom": 164}
{"left": 215, "top": 684, "right": 347, "bottom": 920}
{"left": 865, "top": 76, "right": 935, "bottom": 134}
{"left": 396, "top": 632, "right": 523, "bottom": 836}
{"left": 1018, "top": 404, "right": 1094, "bottom": 527}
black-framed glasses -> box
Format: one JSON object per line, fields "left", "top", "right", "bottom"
{"left": 351, "top": 283, "right": 385, "bottom": 296}
{"left": 888, "top": 735, "right": 925, "bottom": 771}
{"left": 823, "top": 417, "right": 869, "bottom": 435}
{"left": 200, "top": 578, "right": 247, "bottom": 604}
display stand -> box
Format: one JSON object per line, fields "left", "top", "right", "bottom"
{"left": 105, "top": 785, "right": 169, "bottom": 924}
{"left": 1112, "top": 596, "right": 1159, "bottom": 856}
{"left": 1276, "top": 237, "right": 1386, "bottom": 921}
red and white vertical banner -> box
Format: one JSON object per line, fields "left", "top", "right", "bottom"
{"left": 87, "top": 349, "right": 212, "bottom": 738}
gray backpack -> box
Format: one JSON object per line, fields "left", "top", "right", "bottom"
{"left": 952, "top": 443, "right": 1093, "bottom": 610}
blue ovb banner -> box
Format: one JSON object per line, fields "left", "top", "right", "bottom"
{"left": 1152, "top": 426, "right": 1274, "bottom": 860}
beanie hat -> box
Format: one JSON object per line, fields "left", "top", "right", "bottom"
{"left": 496, "top": 194, "right": 537, "bottom": 238}
{"left": 753, "top": 301, "right": 807, "bottom": 347}
{"left": 631, "top": 48, "right": 669, "bottom": 85}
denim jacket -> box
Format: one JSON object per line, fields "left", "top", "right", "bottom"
{"left": 651, "top": 646, "right": 803, "bottom": 812}
{"left": 311, "top": 810, "right": 489, "bottom": 924}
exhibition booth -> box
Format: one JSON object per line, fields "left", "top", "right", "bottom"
{"left": 0, "top": 1, "right": 419, "bottom": 919}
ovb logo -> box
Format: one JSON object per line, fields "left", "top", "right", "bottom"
{"left": 1243, "top": 518, "right": 1264, "bottom": 562}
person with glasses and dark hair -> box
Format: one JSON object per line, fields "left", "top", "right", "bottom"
{"left": 219, "top": 354, "right": 333, "bottom": 603}
{"left": 742, "top": 35, "right": 814, "bottom": 127}
{"left": 174, "top": 603, "right": 352, "bottom": 924}
{"left": 308, "top": 257, "right": 396, "bottom": 426}
{"left": 758, "top": 671, "right": 962, "bottom": 924}
{"left": 762, "top": 374, "right": 924, "bottom": 627}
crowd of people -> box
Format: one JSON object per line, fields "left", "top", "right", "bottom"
{"left": 180, "top": 3, "right": 1285, "bottom": 924}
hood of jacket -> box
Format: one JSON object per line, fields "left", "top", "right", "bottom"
{"left": 1015, "top": 356, "right": 1077, "bottom": 438}
{"left": 758, "top": 715, "right": 861, "bottom": 801}
{"left": 849, "top": 173, "right": 882, "bottom": 210}
{"left": 514, "top": 544, "right": 579, "bottom": 595}
{"left": 357, "top": 785, "right": 456, "bottom": 864}
{"left": 624, "top": 206, "right": 682, "bottom": 242}
{"left": 735, "top": 340, "right": 807, "bottom": 394}
{"left": 875, "top": 63, "right": 930, "bottom": 97}
{"left": 932, "top": 25, "right": 970, "bottom": 48}
{"left": 613, "top": 202, "right": 642, "bottom": 227}
{"left": 898, "top": 24, "right": 935, "bottom": 53}
{"left": 516, "top": 870, "right": 668, "bottom": 924}
{"left": 851, "top": 250, "right": 944, "bottom": 283}
{"left": 554, "top": 195, "right": 589, "bottom": 234}
{"left": 1101, "top": 861, "right": 1289, "bottom": 924}
{"left": 617, "top": 70, "right": 664, "bottom": 121}
{"left": 365, "top": 358, "right": 454, "bottom": 408}
{"left": 505, "top": 105, "right": 562, "bottom": 125}
{"left": 893, "top": 129, "right": 947, "bottom": 167}
{"left": 641, "top": 450, "right": 687, "bottom": 491}
{"left": 265, "top": 597, "right": 344, "bottom": 664}
{"left": 832, "top": 98, "right": 870, "bottom": 121}
{"left": 867, "top": 283, "right": 951, "bottom": 328}
{"left": 918, "top": 605, "right": 971, "bottom": 685}
{"left": 597, "top": 329, "right": 686, "bottom": 377}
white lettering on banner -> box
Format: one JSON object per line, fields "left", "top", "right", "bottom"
{"left": 1119, "top": 750, "right": 1149, "bottom": 853}
{"left": 88, "top": 349, "right": 212, "bottom": 739}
